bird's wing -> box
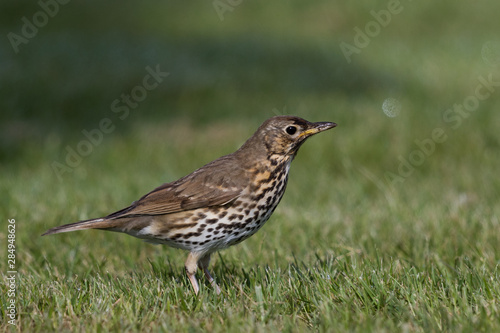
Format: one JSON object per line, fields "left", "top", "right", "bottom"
{"left": 106, "top": 155, "right": 247, "bottom": 218}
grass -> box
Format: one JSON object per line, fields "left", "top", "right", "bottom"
{"left": 1, "top": 0, "right": 500, "bottom": 331}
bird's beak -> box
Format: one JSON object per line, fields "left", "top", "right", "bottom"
{"left": 299, "top": 122, "right": 337, "bottom": 138}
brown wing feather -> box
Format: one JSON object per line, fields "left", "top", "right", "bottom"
{"left": 106, "top": 154, "right": 248, "bottom": 218}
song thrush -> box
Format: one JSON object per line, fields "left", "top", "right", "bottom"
{"left": 43, "top": 116, "right": 336, "bottom": 294}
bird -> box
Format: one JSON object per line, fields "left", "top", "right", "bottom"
{"left": 43, "top": 115, "right": 337, "bottom": 294}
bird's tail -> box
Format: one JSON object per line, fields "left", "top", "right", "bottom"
{"left": 42, "top": 217, "right": 118, "bottom": 236}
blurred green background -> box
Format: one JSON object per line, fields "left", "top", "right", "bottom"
{"left": 1, "top": 0, "right": 500, "bottom": 331}
{"left": 2, "top": 0, "right": 499, "bottom": 206}
{"left": 1, "top": 0, "right": 499, "bottom": 163}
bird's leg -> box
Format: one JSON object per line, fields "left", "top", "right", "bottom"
{"left": 198, "top": 253, "right": 221, "bottom": 295}
{"left": 185, "top": 252, "right": 201, "bottom": 294}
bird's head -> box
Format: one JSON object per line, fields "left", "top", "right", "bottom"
{"left": 238, "top": 116, "right": 337, "bottom": 159}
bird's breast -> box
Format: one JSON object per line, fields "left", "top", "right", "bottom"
{"left": 126, "top": 159, "right": 292, "bottom": 254}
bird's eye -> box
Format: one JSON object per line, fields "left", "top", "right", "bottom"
{"left": 285, "top": 126, "right": 297, "bottom": 135}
